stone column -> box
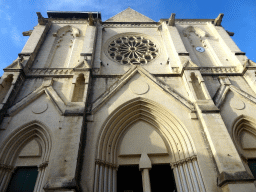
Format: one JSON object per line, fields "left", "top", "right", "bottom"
{"left": 141, "top": 168, "right": 151, "bottom": 192}
{"left": 108, "top": 164, "right": 113, "bottom": 192}
{"left": 34, "top": 161, "right": 48, "bottom": 191}
{"left": 0, "top": 165, "right": 14, "bottom": 192}
{"left": 139, "top": 153, "right": 152, "bottom": 192}
{"left": 103, "top": 163, "right": 108, "bottom": 192}
{"left": 112, "top": 166, "right": 118, "bottom": 192}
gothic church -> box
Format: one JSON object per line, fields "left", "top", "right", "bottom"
{"left": 0, "top": 8, "right": 256, "bottom": 192}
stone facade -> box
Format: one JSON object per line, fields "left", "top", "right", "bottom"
{"left": 0, "top": 8, "right": 256, "bottom": 192}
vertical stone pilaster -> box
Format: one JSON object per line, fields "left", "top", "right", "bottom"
{"left": 162, "top": 22, "right": 190, "bottom": 70}
{"left": 207, "top": 22, "right": 246, "bottom": 66}
{"left": 80, "top": 24, "right": 97, "bottom": 68}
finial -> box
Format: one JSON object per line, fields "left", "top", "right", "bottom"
{"left": 88, "top": 13, "right": 94, "bottom": 26}
{"left": 214, "top": 13, "right": 224, "bottom": 26}
{"left": 36, "top": 12, "right": 47, "bottom": 25}
{"left": 168, "top": 13, "right": 176, "bottom": 26}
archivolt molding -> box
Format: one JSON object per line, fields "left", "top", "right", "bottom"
{"left": 95, "top": 97, "right": 197, "bottom": 165}
{"left": 0, "top": 120, "right": 52, "bottom": 191}
{"left": 0, "top": 120, "right": 52, "bottom": 165}
{"left": 90, "top": 66, "right": 195, "bottom": 114}
{"left": 231, "top": 115, "right": 256, "bottom": 154}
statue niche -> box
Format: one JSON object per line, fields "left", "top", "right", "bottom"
{"left": 72, "top": 74, "right": 85, "bottom": 102}
{"left": 46, "top": 25, "right": 80, "bottom": 68}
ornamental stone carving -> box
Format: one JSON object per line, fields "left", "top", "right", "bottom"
{"left": 105, "top": 33, "right": 159, "bottom": 65}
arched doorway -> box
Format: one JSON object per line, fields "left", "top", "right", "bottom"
{"left": 94, "top": 98, "right": 206, "bottom": 192}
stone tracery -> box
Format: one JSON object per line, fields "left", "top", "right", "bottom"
{"left": 108, "top": 35, "right": 159, "bottom": 65}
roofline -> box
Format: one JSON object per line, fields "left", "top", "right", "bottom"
{"left": 47, "top": 11, "right": 101, "bottom": 19}
{"left": 159, "top": 18, "right": 215, "bottom": 22}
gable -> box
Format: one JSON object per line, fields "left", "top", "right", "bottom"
{"left": 105, "top": 8, "right": 155, "bottom": 22}
{"left": 89, "top": 66, "right": 194, "bottom": 114}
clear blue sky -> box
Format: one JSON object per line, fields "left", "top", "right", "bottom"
{"left": 0, "top": 0, "right": 255, "bottom": 76}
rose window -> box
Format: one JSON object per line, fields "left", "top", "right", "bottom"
{"left": 108, "top": 36, "right": 159, "bottom": 65}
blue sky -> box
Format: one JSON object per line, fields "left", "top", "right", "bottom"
{"left": 0, "top": 0, "right": 255, "bottom": 76}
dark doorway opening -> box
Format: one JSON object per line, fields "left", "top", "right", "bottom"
{"left": 117, "top": 165, "right": 143, "bottom": 192}
{"left": 6, "top": 166, "right": 38, "bottom": 192}
{"left": 150, "top": 164, "right": 177, "bottom": 192}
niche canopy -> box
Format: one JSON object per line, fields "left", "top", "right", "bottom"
{"left": 107, "top": 34, "right": 159, "bottom": 65}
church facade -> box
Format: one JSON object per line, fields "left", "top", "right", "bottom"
{"left": 0, "top": 8, "right": 256, "bottom": 192}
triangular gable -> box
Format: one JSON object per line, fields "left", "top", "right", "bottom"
{"left": 4, "top": 58, "right": 23, "bottom": 70}
{"left": 105, "top": 8, "right": 155, "bottom": 22}
{"left": 214, "top": 84, "right": 256, "bottom": 108}
{"left": 8, "top": 85, "right": 66, "bottom": 116}
{"left": 73, "top": 60, "right": 91, "bottom": 70}
{"left": 183, "top": 60, "right": 198, "bottom": 68}
{"left": 243, "top": 59, "right": 256, "bottom": 67}
{"left": 90, "top": 66, "right": 195, "bottom": 114}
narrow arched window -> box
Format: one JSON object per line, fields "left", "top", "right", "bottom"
{"left": 72, "top": 74, "right": 85, "bottom": 102}
{"left": 191, "top": 73, "right": 206, "bottom": 100}
{"left": 0, "top": 75, "right": 13, "bottom": 103}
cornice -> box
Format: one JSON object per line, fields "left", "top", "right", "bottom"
{"left": 102, "top": 23, "right": 159, "bottom": 28}
{"left": 51, "top": 20, "right": 89, "bottom": 24}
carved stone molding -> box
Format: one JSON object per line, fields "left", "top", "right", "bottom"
{"left": 0, "top": 164, "right": 14, "bottom": 171}
{"left": 38, "top": 161, "right": 49, "bottom": 170}
{"left": 29, "top": 68, "right": 74, "bottom": 76}
{"left": 95, "top": 159, "right": 118, "bottom": 168}
{"left": 176, "top": 21, "right": 212, "bottom": 25}
{"left": 171, "top": 155, "right": 197, "bottom": 168}
{"left": 103, "top": 23, "right": 158, "bottom": 28}
{"left": 51, "top": 20, "right": 88, "bottom": 24}
{"left": 200, "top": 66, "right": 239, "bottom": 74}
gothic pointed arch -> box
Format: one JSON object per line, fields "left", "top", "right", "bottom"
{"left": 0, "top": 120, "right": 52, "bottom": 191}
{"left": 96, "top": 97, "right": 196, "bottom": 163}
{"left": 45, "top": 25, "right": 80, "bottom": 68}
{"left": 55, "top": 25, "right": 80, "bottom": 38}
{"left": 232, "top": 115, "right": 256, "bottom": 153}
{"left": 94, "top": 98, "right": 206, "bottom": 192}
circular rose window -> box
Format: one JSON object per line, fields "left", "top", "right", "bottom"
{"left": 107, "top": 35, "right": 159, "bottom": 65}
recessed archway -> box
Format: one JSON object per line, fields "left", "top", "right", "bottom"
{"left": 93, "top": 98, "right": 206, "bottom": 192}
{"left": 0, "top": 121, "right": 52, "bottom": 192}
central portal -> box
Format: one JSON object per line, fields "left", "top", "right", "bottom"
{"left": 150, "top": 164, "right": 177, "bottom": 191}
{"left": 117, "top": 165, "right": 143, "bottom": 192}
{"left": 117, "top": 164, "right": 177, "bottom": 192}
